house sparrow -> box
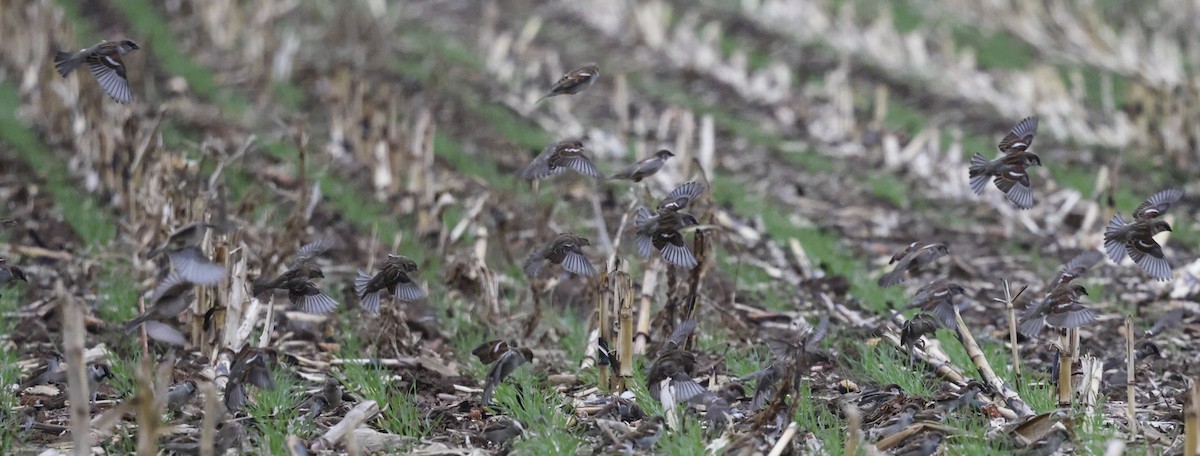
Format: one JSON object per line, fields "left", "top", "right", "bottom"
{"left": 878, "top": 241, "right": 949, "bottom": 287}
{"left": 647, "top": 320, "right": 707, "bottom": 403}
{"left": 1047, "top": 250, "right": 1104, "bottom": 287}
{"left": 224, "top": 346, "right": 275, "bottom": 412}
{"left": 124, "top": 272, "right": 194, "bottom": 332}
{"left": 868, "top": 403, "right": 920, "bottom": 439}
{"left": 165, "top": 380, "right": 197, "bottom": 411}
{"left": 610, "top": 149, "right": 674, "bottom": 182}
{"left": 19, "top": 352, "right": 66, "bottom": 389}
{"left": 146, "top": 222, "right": 227, "bottom": 284}
{"left": 482, "top": 418, "right": 526, "bottom": 446}
{"left": 54, "top": 40, "right": 140, "bottom": 103}
{"left": 536, "top": 63, "right": 600, "bottom": 103}
{"left": 355, "top": 254, "right": 426, "bottom": 315}
{"left": 621, "top": 416, "right": 665, "bottom": 452}
{"left": 900, "top": 313, "right": 940, "bottom": 365}
{"left": 894, "top": 432, "right": 944, "bottom": 456}
{"left": 253, "top": 239, "right": 337, "bottom": 313}
{"left": 143, "top": 320, "right": 188, "bottom": 346}
{"left": 968, "top": 116, "right": 1042, "bottom": 209}
{"left": 904, "top": 280, "right": 967, "bottom": 327}
{"left": 935, "top": 381, "right": 983, "bottom": 414}
{"left": 473, "top": 340, "right": 534, "bottom": 405}
{"left": 656, "top": 181, "right": 707, "bottom": 213}
{"left": 746, "top": 316, "right": 830, "bottom": 409}
{"left": 1019, "top": 283, "right": 1095, "bottom": 337}
{"left": 1104, "top": 188, "right": 1182, "bottom": 280}
{"left": 523, "top": 233, "right": 596, "bottom": 278}
{"left": 47, "top": 363, "right": 113, "bottom": 407}
{"left": 634, "top": 208, "right": 700, "bottom": 269}
{"left": 518, "top": 139, "right": 602, "bottom": 180}
{"left": 0, "top": 257, "right": 28, "bottom": 288}
{"left": 1022, "top": 429, "right": 1070, "bottom": 456}
{"left": 304, "top": 378, "right": 343, "bottom": 421}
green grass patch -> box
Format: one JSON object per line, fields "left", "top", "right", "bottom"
{"left": 493, "top": 371, "right": 584, "bottom": 455}
{"left": 244, "top": 367, "right": 316, "bottom": 454}
{"left": 847, "top": 342, "right": 935, "bottom": 396}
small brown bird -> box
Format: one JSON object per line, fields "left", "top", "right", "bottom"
{"left": 54, "top": 40, "right": 140, "bottom": 103}
{"left": 1104, "top": 188, "right": 1182, "bottom": 281}
{"left": 610, "top": 149, "right": 674, "bottom": 182}
{"left": 0, "top": 257, "right": 28, "bottom": 297}
{"left": 147, "top": 222, "right": 227, "bottom": 285}
{"left": 1019, "top": 283, "right": 1095, "bottom": 337}
{"left": 253, "top": 240, "right": 337, "bottom": 313}
{"left": 1048, "top": 250, "right": 1104, "bottom": 287}
{"left": 472, "top": 340, "right": 534, "bottom": 405}
{"left": 354, "top": 254, "right": 425, "bottom": 315}
{"left": 656, "top": 181, "right": 707, "bottom": 213}
{"left": 523, "top": 233, "right": 596, "bottom": 278}
{"left": 646, "top": 320, "right": 707, "bottom": 403}
{"left": 968, "top": 116, "right": 1042, "bottom": 209}
{"left": 518, "top": 139, "right": 602, "bottom": 180}
{"left": 165, "top": 380, "right": 197, "bottom": 411}
{"left": 634, "top": 208, "right": 699, "bottom": 269}
{"left": 747, "top": 316, "right": 829, "bottom": 410}
{"left": 19, "top": 352, "right": 66, "bottom": 390}
{"left": 224, "top": 346, "right": 275, "bottom": 412}
{"left": 536, "top": 63, "right": 600, "bottom": 103}
{"left": 124, "top": 272, "right": 194, "bottom": 332}
{"left": 901, "top": 314, "right": 940, "bottom": 365}
{"left": 904, "top": 281, "right": 966, "bottom": 327}
{"left": 620, "top": 416, "right": 666, "bottom": 453}
{"left": 878, "top": 242, "right": 949, "bottom": 287}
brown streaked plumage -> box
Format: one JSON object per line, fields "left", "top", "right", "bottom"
{"left": 224, "top": 346, "right": 275, "bottom": 412}
{"left": 1104, "top": 188, "right": 1182, "bottom": 281}
{"left": 634, "top": 208, "right": 699, "bottom": 269}
{"left": 1019, "top": 283, "right": 1095, "bottom": 337}
{"left": 523, "top": 233, "right": 596, "bottom": 278}
{"left": 904, "top": 281, "right": 966, "bottom": 327}
{"left": 0, "top": 257, "right": 28, "bottom": 290}
{"left": 646, "top": 320, "right": 707, "bottom": 403}
{"left": 252, "top": 239, "right": 332, "bottom": 299}
{"left": 968, "top": 116, "right": 1042, "bottom": 209}
{"left": 878, "top": 241, "right": 949, "bottom": 287}
{"left": 473, "top": 340, "right": 534, "bottom": 404}
{"left": 355, "top": 254, "right": 425, "bottom": 315}
{"left": 54, "top": 39, "right": 140, "bottom": 103}
{"left": 656, "top": 181, "right": 706, "bottom": 213}
{"left": 536, "top": 63, "right": 600, "bottom": 103}
{"left": 610, "top": 149, "right": 674, "bottom": 182}
{"left": 518, "top": 139, "right": 602, "bottom": 180}
{"left": 124, "top": 272, "right": 194, "bottom": 332}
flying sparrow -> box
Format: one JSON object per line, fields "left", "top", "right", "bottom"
{"left": 473, "top": 340, "right": 534, "bottom": 405}
{"left": 518, "top": 139, "right": 603, "bottom": 180}
{"left": 745, "top": 316, "right": 829, "bottom": 410}
{"left": 523, "top": 233, "right": 597, "bottom": 278}
{"left": 124, "top": 272, "right": 194, "bottom": 332}
{"left": 878, "top": 241, "right": 949, "bottom": 287}
{"left": 900, "top": 313, "right": 940, "bottom": 365}
{"left": 536, "top": 63, "right": 600, "bottom": 103}
{"left": 1104, "top": 188, "right": 1182, "bottom": 280}
{"left": 1018, "top": 283, "right": 1096, "bottom": 337}
{"left": 968, "top": 116, "right": 1042, "bottom": 209}
{"left": 54, "top": 40, "right": 140, "bottom": 103}
{"left": 656, "top": 181, "right": 707, "bottom": 213}
{"left": 1047, "top": 250, "right": 1104, "bottom": 287}
{"left": 147, "top": 222, "right": 228, "bottom": 284}
{"left": 646, "top": 320, "right": 708, "bottom": 403}
{"left": 634, "top": 208, "right": 700, "bottom": 269}
{"left": 355, "top": 254, "right": 426, "bottom": 315}
{"left": 224, "top": 346, "right": 275, "bottom": 412}
{"left": 904, "top": 280, "right": 967, "bottom": 327}
{"left": 610, "top": 149, "right": 674, "bottom": 182}
{"left": 253, "top": 239, "right": 337, "bottom": 313}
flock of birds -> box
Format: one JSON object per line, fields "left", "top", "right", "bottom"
{"left": 0, "top": 39, "right": 1189, "bottom": 455}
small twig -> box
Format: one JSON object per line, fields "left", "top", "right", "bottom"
{"left": 616, "top": 271, "right": 635, "bottom": 388}
{"left": 952, "top": 307, "right": 1034, "bottom": 418}
{"left": 200, "top": 381, "right": 219, "bottom": 456}
{"left": 311, "top": 400, "right": 380, "bottom": 452}
{"left": 767, "top": 421, "right": 798, "bottom": 456}
{"left": 634, "top": 260, "right": 658, "bottom": 355}
{"left": 1184, "top": 379, "right": 1198, "bottom": 456}
{"left": 996, "top": 280, "right": 1026, "bottom": 384}
{"left": 1126, "top": 315, "right": 1138, "bottom": 436}
{"left": 1056, "top": 333, "right": 1074, "bottom": 408}
{"left": 59, "top": 281, "right": 90, "bottom": 456}
{"left": 843, "top": 403, "right": 861, "bottom": 456}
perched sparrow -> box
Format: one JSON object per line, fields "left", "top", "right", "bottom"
{"left": 53, "top": 40, "right": 140, "bottom": 103}
{"left": 224, "top": 346, "right": 275, "bottom": 412}
{"left": 621, "top": 416, "right": 666, "bottom": 452}
{"left": 878, "top": 241, "right": 949, "bottom": 287}
{"left": 1023, "top": 429, "right": 1070, "bottom": 456}
{"left": 868, "top": 403, "right": 920, "bottom": 439}
{"left": 656, "top": 181, "right": 707, "bottom": 213}
{"left": 482, "top": 418, "right": 526, "bottom": 447}
{"left": 894, "top": 432, "right": 944, "bottom": 456}
{"left": 647, "top": 320, "right": 707, "bottom": 403}
{"left": 355, "top": 254, "right": 426, "bottom": 315}
{"left": 523, "top": 233, "right": 596, "bottom": 278}
{"left": 47, "top": 363, "right": 113, "bottom": 407}
{"left": 1019, "top": 283, "right": 1095, "bottom": 337}
{"left": 19, "top": 352, "right": 66, "bottom": 389}
{"left": 473, "top": 340, "right": 534, "bottom": 405}
{"left": 165, "top": 380, "right": 197, "bottom": 411}
{"left": 215, "top": 421, "right": 246, "bottom": 454}
{"left": 0, "top": 257, "right": 29, "bottom": 288}
{"left": 935, "top": 381, "right": 983, "bottom": 414}
{"left": 254, "top": 240, "right": 337, "bottom": 313}
{"left": 124, "top": 272, "right": 194, "bottom": 332}
{"left": 634, "top": 208, "right": 699, "bottom": 269}
{"left": 610, "top": 149, "right": 675, "bottom": 182}
{"left": 904, "top": 280, "right": 967, "bottom": 327}
{"left": 536, "top": 63, "right": 600, "bottom": 103}
{"left": 304, "top": 378, "right": 343, "bottom": 421}
{"left": 968, "top": 116, "right": 1042, "bottom": 209}
{"left": 900, "top": 314, "right": 940, "bottom": 365}
{"left": 1104, "top": 188, "right": 1182, "bottom": 280}
{"left": 518, "top": 139, "right": 602, "bottom": 180}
